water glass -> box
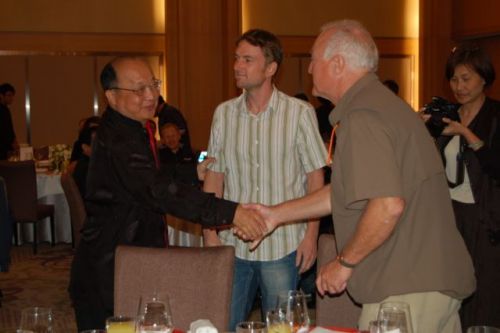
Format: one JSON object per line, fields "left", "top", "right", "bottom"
{"left": 236, "top": 321, "right": 266, "bottom": 333}
{"left": 137, "top": 292, "right": 173, "bottom": 333}
{"left": 277, "top": 290, "right": 310, "bottom": 333}
{"left": 467, "top": 327, "right": 500, "bottom": 333}
{"left": 267, "top": 309, "right": 291, "bottom": 333}
{"left": 377, "top": 301, "right": 413, "bottom": 333}
{"left": 106, "top": 315, "right": 136, "bottom": 333}
{"left": 19, "top": 307, "right": 53, "bottom": 333}
{"left": 368, "top": 320, "right": 383, "bottom": 333}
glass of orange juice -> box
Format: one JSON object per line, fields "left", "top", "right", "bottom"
{"left": 106, "top": 315, "right": 136, "bottom": 333}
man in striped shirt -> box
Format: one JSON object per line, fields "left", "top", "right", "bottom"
{"left": 203, "top": 29, "right": 327, "bottom": 330}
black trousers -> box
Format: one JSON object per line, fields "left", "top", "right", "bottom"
{"left": 452, "top": 200, "right": 500, "bottom": 329}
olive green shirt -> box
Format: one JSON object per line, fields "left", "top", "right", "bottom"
{"left": 329, "top": 73, "right": 476, "bottom": 303}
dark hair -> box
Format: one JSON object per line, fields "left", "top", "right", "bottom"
{"left": 294, "top": 92, "right": 309, "bottom": 102}
{"left": 0, "top": 83, "right": 15, "bottom": 95}
{"left": 445, "top": 43, "right": 496, "bottom": 87}
{"left": 81, "top": 116, "right": 101, "bottom": 132}
{"left": 237, "top": 29, "right": 283, "bottom": 69}
{"left": 383, "top": 79, "right": 399, "bottom": 95}
{"left": 100, "top": 61, "right": 117, "bottom": 91}
{"left": 78, "top": 126, "right": 98, "bottom": 146}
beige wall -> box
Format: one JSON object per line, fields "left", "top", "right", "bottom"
{"left": 242, "top": 0, "right": 418, "bottom": 38}
{"left": 241, "top": 0, "right": 419, "bottom": 109}
{"left": 0, "top": 0, "right": 165, "bottom": 34}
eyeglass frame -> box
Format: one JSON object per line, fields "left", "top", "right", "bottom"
{"left": 108, "top": 79, "right": 162, "bottom": 97}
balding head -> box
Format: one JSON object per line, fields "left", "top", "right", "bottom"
{"left": 101, "top": 57, "right": 160, "bottom": 124}
{"left": 320, "top": 20, "right": 378, "bottom": 72}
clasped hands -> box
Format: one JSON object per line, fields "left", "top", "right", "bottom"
{"left": 232, "top": 203, "right": 278, "bottom": 250}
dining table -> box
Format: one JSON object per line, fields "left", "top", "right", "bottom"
{"left": 17, "top": 171, "right": 72, "bottom": 245}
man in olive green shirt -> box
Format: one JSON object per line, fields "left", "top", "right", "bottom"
{"left": 245, "top": 20, "right": 475, "bottom": 333}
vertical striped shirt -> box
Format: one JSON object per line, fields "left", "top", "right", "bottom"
{"left": 207, "top": 88, "right": 327, "bottom": 261}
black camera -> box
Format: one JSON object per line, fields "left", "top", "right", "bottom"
{"left": 423, "top": 96, "right": 460, "bottom": 138}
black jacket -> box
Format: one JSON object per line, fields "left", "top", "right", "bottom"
{"left": 70, "top": 107, "right": 236, "bottom": 321}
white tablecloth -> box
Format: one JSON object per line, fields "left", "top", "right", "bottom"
{"left": 17, "top": 173, "right": 72, "bottom": 244}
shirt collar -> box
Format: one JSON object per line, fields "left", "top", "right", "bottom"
{"left": 237, "top": 86, "right": 279, "bottom": 118}
{"left": 330, "top": 72, "right": 379, "bottom": 125}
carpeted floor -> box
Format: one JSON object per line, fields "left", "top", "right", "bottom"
{"left": 0, "top": 243, "right": 77, "bottom": 332}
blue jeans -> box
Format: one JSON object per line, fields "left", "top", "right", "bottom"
{"left": 228, "top": 251, "right": 299, "bottom": 331}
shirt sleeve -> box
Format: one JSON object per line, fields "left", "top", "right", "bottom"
{"left": 340, "top": 109, "right": 403, "bottom": 209}
{"left": 206, "top": 106, "right": 226, "bottom": 173}
{"left": 296, "top": 106, "right": 328, "bottom": 172}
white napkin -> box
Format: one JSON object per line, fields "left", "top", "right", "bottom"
{"left": 189, "top": 319, "right": 218, "bottom": 333}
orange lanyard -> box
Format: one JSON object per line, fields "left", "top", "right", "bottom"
{"left": 326, "top": 123, "right": 339, "bottom": 165}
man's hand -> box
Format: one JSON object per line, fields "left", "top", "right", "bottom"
{"left": 316, "top": 259, "right": 353, "bottom": 296}
{"left": 197, "top": 157, "right": 215, "bottom": 181}
{"left": 296, "top": 234, "right": 317, "bottom": 273}
{"left": 232, "top": 203, "right": 280, "bottom": 249}
{"left": 233, "top": 204, "right": 268, "bottom": 240}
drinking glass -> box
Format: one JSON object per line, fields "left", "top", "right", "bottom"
{"left": 368, "top": 320, "right": 383, "bottom": 333}
{"left": 377, "top": 301, "right": 413, "bottom": 333}
{"left": 106, "top": 315, "right": 136, "bottom": 333}
{"left": 467, "top": 327, "right": 500, "bottom": 333}
{"left": 277, "top": 290, "right": 310, "bottom": 333}
{"left": 18, "top": 307, "right": 53, "bottom": 333}
{"left": 137, "top": 292, "right": 173, "bottom": 333}
{"left": 266, "top": 309, "right": 291, "bottom": 333}
{"left": 236, "top": 321, "right": 266, "bottom": 333}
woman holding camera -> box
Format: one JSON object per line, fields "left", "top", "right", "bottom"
{"left": 423, "top": 44, "right": 500, "bottom": 329}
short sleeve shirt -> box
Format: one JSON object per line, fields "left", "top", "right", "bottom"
{"left": 329, "top": 73, "right": 475, "bottom": 303}
{"left": 207, "top": 88, "right": 327, "bottom": 261}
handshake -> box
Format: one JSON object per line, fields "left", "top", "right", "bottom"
{"left": 231, "top": 203, "right": 280, "bottom": 250}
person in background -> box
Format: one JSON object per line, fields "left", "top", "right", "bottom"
{"left": 0, "top": 83, "right": 17, "bottom": 160}
{"left": 159, "top": 122, "right": 198, "bottom": 187}
{"left": 72, "top": 125, "right": 98, "bottom": 198}
{"left": 422, "top": 43, "right": 500, "bottom": 329}
{"left": 243, "top": 20, "right": 476, "bottom": 332}
{"left": 383, "top": 79, "right": 399, "bottom": 95}
{"left": 69, "top": 56, "right": 267, "bottom": 331}
{"left": 315, "top": 96, "right": 334, "bottom": 142}
{"left": 156, "top": 95, "right": 191, "bottom": 151}
{"left": 203, "top": 29, "right": 327, "bottom": 330}
{"left": 68, "top": 116, "right": 101, "bottom": 173}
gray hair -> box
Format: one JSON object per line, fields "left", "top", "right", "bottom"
{"left": 320, "top": 20, "right": 378, "bottom": 72}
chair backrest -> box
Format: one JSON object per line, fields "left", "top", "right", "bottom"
{"left": 115, "top": 245, "right": 235, "bottom": 331}
{"left": 60, "top": 172, "right": 86, "bottom": 247}
{"left": 316, "top": 234, "right": 362, "bottom": 327}
{"left": 0, "top": 161, "right": 38, "bottom": 221}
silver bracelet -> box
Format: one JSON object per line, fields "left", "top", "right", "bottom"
{"left": 468, "top": 140, "right": 485, "bottom": 150}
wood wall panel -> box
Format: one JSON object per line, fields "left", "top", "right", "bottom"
{"left": 29, "top": 56, "right": 95, "bottom": 147}
{"left": 166, "top": 0, "right": 240, "bottom": 150}
{"left": 0, "top": 32, "right": 164, "bottom": 54}
{"left": 452, "top": 0, "right": 500, "bottom": 39}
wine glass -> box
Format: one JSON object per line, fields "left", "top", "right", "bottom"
{"left": 137, "top": 292, "right": 173, "bottom": 333}
{"left": 236, "top": 321, "right": 266, "bottom": 333}
{"left": 277, "top": 290, "right": 310, "bottom": 333}
{"left": 18, "top": 307, "right": 53, "bottom": 333}
{"left": 377, "top": 301, "right": 413, "bottom": 333}
{"left": 266, "top": 309, "right": 291, "bottom": 333}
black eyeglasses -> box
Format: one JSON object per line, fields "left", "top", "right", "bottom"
{"left": 109, "top": 79, "right": 162, "bottom": 97}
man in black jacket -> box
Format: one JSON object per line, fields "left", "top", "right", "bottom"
{"left": 69, "top": 57, "right": 266, "bottom": 331}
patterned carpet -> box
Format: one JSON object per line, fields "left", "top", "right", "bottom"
{"left": 0, "top": 243, "right": 77, "bottom": 332}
